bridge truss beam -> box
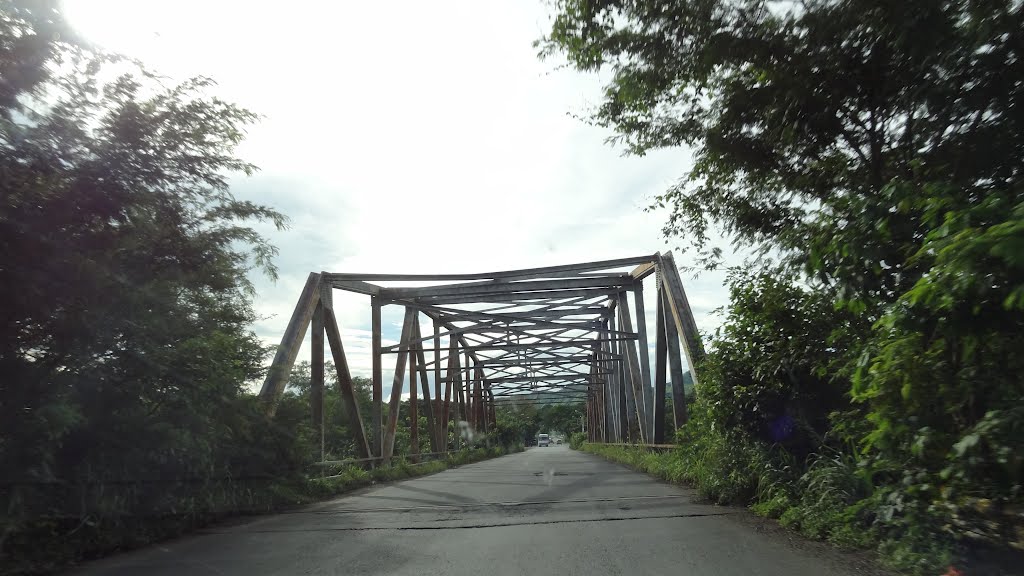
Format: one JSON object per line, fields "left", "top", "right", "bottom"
{"left": 257, "top": 253, "right": 704, "bottom": 464}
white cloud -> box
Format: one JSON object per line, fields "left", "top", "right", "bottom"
{"left": 65, "top": 0, "right": 738, "bottom": 395}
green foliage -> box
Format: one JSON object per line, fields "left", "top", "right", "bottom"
{"left": 580, "top": 444, "right": 685, "bottom": 484}
{"left": 0, "top": 3, "right": 304, "bottom": 572}
{"left": 538, "top": 403, "right": 584, "bottom": 437}
{"left": 540, "top": 0, "right": 1023, "bottom": 283}
{"left": 281, "top": 362, "right": 373, "bottom": 461}
{"left": 701, "top": 270, "right": 859, "bottom": 458}
{"left": 447, "top": 445, "right": 519, "bottom": 467}
{"left": 493, "top": 403, "right": 541, "bottom": 447}
{"left": 569, "top": 432, "right": 586, "bottom": 450}
{"left": 493, "top": 402, "right": 583, "bottom": 448}
{"left": 0, "top": 0, "right": 79, "bottom": 115}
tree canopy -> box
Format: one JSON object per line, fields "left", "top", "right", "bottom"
{"left": 0, "top": 2, "right": 299, "bottom": 570}
{"left": 541, "top": 0, "right": 1021, "bottom": 294}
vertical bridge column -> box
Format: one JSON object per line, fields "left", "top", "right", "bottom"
{"left": 311, "top": 287, "right": 325, "bottom": 461}
{"left": 371, "top": 295, "right": 383, "bottom": 461}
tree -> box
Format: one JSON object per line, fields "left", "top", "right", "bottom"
{"left": 538, "top": 403, "right": 584, "bottom": 437}
{"left": 0, "top": 0, "right": 79, "bottom": 116}
{"left": 0, "top": 1, "right": 290, "bottom": 567}
{"left": 494, "top": 403, "right": 541, "bottom": 447}
{"left": 281, "top": 362, "right": 373, "bottom": 460}
{"left": 539, "top": 0, "right": 1022, "bottom": 299}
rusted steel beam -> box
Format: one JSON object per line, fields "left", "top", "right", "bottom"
{"left": 662, "top": 284, "right": 689, "bottom": 428}
{"left": 659, "top": 252, "right": 706, "bottom": 387}
{"left": 599, "top": 322, "right": 615, "bottom": 442}
{"left": 311, "top": 300, "right": 325, "bottom": 461}
{"left": 588, "top": 384, "right": 597, "bottom": 443}
{"left": 484, "top": 384, "right": 494, "bottom": 435}
{"left": 410, "top": 287, "right": 623, "bottom": 306}
{"left": 492, "top": 395, "right": 588, "bottom": 403}
{"left": 411, "top": 322, "right": 440, "bottom": 453}
{"left": 427, "top": 324, "right": 581, "bottom": 355}
{"left": 484, "top": 350, "right": 595, "bottom": 363}
{"left": 383, "top": 307, "right": 416, "bottom": 460}
{"left": 434, "top": 306, "right": 614, "bottom": 319}
{"left": 594, "top": 338, "right": 604, "bottom": 443}
{"left": 259, "top": 272, "right": 321, "bottom": 405}
{"left": 431, "top": 294, "right": 602, "bottom": 315}
{"left": 410, "top": 337, "right": 419, "bottom": 460}
{"left": 494, "top": 395, "right": 588, "bottom": 403}
{"left": 485, "top": 344, "right": 604, "bottom": 358}
{"left": 434, "top": 313, "right": 611, "bottom": 332}
{"left": 444, "top": 340, "right": 456, "bottom": 451}
{"left": 381, "top": 276, "right": 634, "bottom": 299}
{"left": 370, "top": 296, "right": 383, "bottom": 459}
{"left": 474, "top": 375, "right": 483, "bottom": 433}
{"left": 479, "top": 355, "right": 593, "bottom": 366}
{"left": 464, "top": 367, "right": 473, "bottom": 431}
{"left": 324, "top": 279, "right": 381, "bottom": 295}
{"left": 459, "top": 327, "right": 584, "bottom": 350}
{"left": 633, "top": 282, "right": 654, "bottom": 442}
{"left": 322, "top": 255, "right": 658, "bottom": 283}
{"left": 427, "top": 338, "right": 635, "bottom": 354}
{"left": 484, "top": 373, "right": 594, "bottom": 383}
{"left": 617, "top": 292, "right": 649, "bottom": 443}
{"left": 382, "top": 317, "right": 624, "bottom": 354}
{"left": 458, "top": 362, "right": 469, "bottom": 424}
{"left": 616, "top": 325, "right": 637, "bottom": 442}
{"left": 485, "top": 364, "right": 608, "bottom": 379}
{"left": 630, "top": 261, "right": 657, "bottom": 280}
{"left": 453, "top": 311, "right": 560, "bottom": 330}
{"left": 653, "top": 279, "right": 669, "bottom": 444}
{"left": 323, "top": 306, "right": 370, "bottom": 460}
{"left": 615, "top": 328, "right": 629, "bottom": 442}
{"left": 493, "top": 381, "right": 591, "bottom": 392}
{"left": 433, "top": 318, "right": 443, "bottom": 451}
{"left": 452, "top": 355, "right": 461, "bottom": 450}
{"left": 378, "top": 315, "right": 609, "bottom": 354}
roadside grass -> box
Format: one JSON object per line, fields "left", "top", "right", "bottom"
{"left": 575, "top": 442, "right": 947, "bottom": 575}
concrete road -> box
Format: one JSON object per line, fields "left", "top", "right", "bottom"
{"left": 70, "top": 446, "right": 884, "bottom": 576}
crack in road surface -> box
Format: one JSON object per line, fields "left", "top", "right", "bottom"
{"left": 294, "top": 494, "right": 695, "bottom": 515}
{"left": 199, "top": 511, "right": 737, "bottom": 534}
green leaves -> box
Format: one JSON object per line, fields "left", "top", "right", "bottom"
{"left": 0, "top": 2, "right": 295, "bottom": 567}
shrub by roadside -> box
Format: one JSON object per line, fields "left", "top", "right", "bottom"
{"left": 581, "top": 441, "right": 1021, "bottom": 576}
{"left": 569, "top": 432, "right": 586, "bottom": 450}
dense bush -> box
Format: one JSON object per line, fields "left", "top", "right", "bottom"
{"left": 588, "top": 266, "right": 1022, "bottom": 573}
{"left": 0, "top": 5, "right": 307, "bottom": 573}
{"left": 569, "top": 432, "right": 587, "bottom": 450}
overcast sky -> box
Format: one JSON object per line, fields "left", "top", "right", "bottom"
{"left": 64, "top": 0, "right": 735, "bottom": 391}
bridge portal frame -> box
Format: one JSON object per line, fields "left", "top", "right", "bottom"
{"left": 257, "top": 252, "right": 704, "bottom": 463}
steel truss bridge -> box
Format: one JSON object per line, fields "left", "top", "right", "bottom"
{"left": 258, "top": 253, "right": 704, "bottom": 462}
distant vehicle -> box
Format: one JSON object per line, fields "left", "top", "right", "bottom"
{"left": 555, "top": 438, "right": 563, "bottom": 445}
{"left": 537, "top": 433, "right": 550, "bottom": 447}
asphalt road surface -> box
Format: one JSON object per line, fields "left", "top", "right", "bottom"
{"left": 70, "top": 446, "right": 885, "bottom": 576}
